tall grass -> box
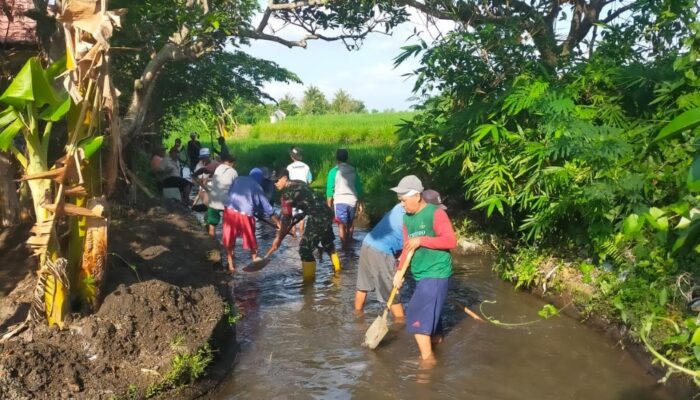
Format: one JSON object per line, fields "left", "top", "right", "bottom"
{"left": 248, "top": 112, "right": 414, "bottom": 144}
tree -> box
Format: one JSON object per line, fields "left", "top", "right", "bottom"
{"left": 301, "top": 86, "right": 329, "bottom": 115}
{"left": 330, "top": 89, "right": 366, "bottom": 113}
{"left": 25, "top": 0, "right": 410, "bottom": 194}
{"left": 331, "top": 89, "right": 353, "bottom": 113}
{"left": 278, "top": 94, "right": 299, "bottom": 116}
{"left": 352, "top": 99, "right": 366, "bottom": 113}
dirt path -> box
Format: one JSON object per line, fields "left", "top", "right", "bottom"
{"left": 0, "top": 204, "right": 235, "bottom": 399}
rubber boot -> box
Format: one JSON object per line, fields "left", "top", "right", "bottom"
{"left": 330, "top": 252, "right": 341, "bottom": 273}
{"left": 302, "top": 261, "right": 316, "bottom": 282}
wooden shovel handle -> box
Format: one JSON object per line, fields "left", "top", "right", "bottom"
{"left": 385, "top": 249, "right": 415, "bottom": 309}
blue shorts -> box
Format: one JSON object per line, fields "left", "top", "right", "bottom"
{"left": 334, "top": 203, "right": 356, "bottom": 225}
{"left": 406, "top": 278, "right": 449, "bottom": 336}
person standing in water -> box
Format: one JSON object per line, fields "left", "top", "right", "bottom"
{"left": 326, "top": 148, "right": 362, "bottom": 248}
{"left": 286, "top": 146, "right": 312, "bottom": 236}
{"left": 391, "top": 175, "right": 456, "bottom": 364}
{"left": 269, "top": 169, "right": 341, "bottom": 282}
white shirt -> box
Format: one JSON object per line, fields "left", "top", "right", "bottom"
{"left": 287, "top": 161, "right": 312, "bottom": 183}
{"left": 208, "top": 164, "right": 237, "bottom": 210}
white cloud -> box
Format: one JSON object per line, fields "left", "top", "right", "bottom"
{"left": 243, "top": 4, "right": 455, "bottom": 110}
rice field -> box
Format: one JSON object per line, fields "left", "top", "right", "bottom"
{"left": 248, "top": 112, "right": 415, "bottom": 144}
{"left": 166, "top": 112, "right": 415, "bottom": 221}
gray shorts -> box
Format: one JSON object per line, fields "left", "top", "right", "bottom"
{"left": 356, "top": 243, "right": 397, "bottom": 304}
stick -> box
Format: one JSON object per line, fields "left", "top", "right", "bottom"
{"left": 126, "top": 169, "right": 156, "bottom": 199}
{"left": 450, "top": 299, "right": 485, "bottom": 322}
{"left": 462, "top": 305, "right": 484, "bottom": 322}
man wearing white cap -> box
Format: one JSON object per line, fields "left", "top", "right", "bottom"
{"left": 286, "top": 146, "right": 312, "bottom": 236}
{"left": 354, "top": 188, "right": 447, "bottom": 320}
{"left": 391, "top": 175, "right": 456, "bottom": 365}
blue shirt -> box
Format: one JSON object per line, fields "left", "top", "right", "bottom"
{"left": 227, "top": 176, "right": 275, "bottom": 218}
{"left": 363, "top": 204, "right": 405, "bottom": 255}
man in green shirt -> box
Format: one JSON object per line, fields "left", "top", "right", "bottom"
{"left": 326, "top": 148, "right": 362, "bottom": 248}
{"left": 391, "top": 175, "right": 457, "bottom": 365}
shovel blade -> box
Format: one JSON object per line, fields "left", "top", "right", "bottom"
{"left": 363, "top": 314, "right": 389, "bottom": 349}
{"left": 243, "top": 257, "right": 271, "bottom": 272}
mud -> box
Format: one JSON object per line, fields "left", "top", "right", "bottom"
{"left": 0, "top": 204, "right": 233, "bottom": 399}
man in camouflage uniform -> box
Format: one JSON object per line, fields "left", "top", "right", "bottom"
{"left": 269, "top": 169, "right": 341, "bottom": 281}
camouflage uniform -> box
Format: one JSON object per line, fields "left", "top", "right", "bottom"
{"left": 280, "top": 180, "right": 336, "bottom": 262}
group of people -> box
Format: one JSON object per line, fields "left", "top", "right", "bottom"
{"left": 153, "top": 137, "right": 456, "bottom": 363}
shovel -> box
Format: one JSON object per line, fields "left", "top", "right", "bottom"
{"left": 363, "top": 249, "right": 415, "bottom": 349}
{"left": 243, "top": 213, "right": 304, "bottom": 272}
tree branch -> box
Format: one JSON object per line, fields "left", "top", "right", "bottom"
{"left": 601, "top": 2, "right": 636, "bottom": 23}
{"left": 267, "top": 0, "right": 329, "bottom": 11}
{"left": 257, "top": 8, "right": 272, "bottom": 33}
{"left": 241, "top": 29, "right": 315, "bottom": 48}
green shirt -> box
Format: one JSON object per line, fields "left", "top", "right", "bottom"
{"left": 404, "top": 203, "right": 453, "bottom": 280}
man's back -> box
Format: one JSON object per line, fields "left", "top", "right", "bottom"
{"left": 287, "top": 161, "right": 312, "bottom": 183}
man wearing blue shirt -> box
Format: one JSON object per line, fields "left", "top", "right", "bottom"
{"left": 222, "top": 173, "right": 279, "bottom": 273}
{"left": 354, "top": 203, "right": 405, "bottom": 319}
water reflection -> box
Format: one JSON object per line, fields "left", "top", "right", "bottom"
{"left": 205, "top": 224, "right": 676, "bottom": 400}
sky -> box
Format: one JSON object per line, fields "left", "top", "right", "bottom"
{"left": 238, "top": 6, "right": 453, "bottom": 111}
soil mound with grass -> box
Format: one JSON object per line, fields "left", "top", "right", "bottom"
{"left": 0, "top": 205, "right": 233, "bottom": 399}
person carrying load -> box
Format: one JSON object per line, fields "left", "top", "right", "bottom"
{"left": 268, "top": 168, "right": 341, "bottom": 282}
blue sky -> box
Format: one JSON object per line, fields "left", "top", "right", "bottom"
{"left": 240, "top": 8, "right": 451, "bottom": 111}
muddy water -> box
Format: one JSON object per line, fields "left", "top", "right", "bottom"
{"left": 207, "top": 224, "right": 673, "bottom": 400}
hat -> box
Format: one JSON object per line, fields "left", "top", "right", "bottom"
{"left": 198, "top": 147, "right": 211, "bottom": 159}
{"left": 289, "top": 146, "right": 303, "bottom": 161}
{"left": 422, "top": 189, "right": 447, "bottom": 210}
{"left": 390, "top": 175, "right": 424, "bottom": 196}
{"left": 249, "top": 167, "right": 265, "bottom": 184}
{"left": 273, "top": 168, "right": 289, "bottom": 182}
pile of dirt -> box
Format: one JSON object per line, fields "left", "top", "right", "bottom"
{"left": 0, "top": 204, "right": 233, "bottom": 399}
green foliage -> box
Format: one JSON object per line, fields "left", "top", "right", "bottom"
{"left": 278, "top": 94, "right": 299, "bottom": 117}
{"left": 223, "top": 303, "right": 241, "bottom": 326}
{"left": 158, "top": 51, "right": 301, "bottom": 112}
{"left": 0, "top": 57, "right": 69, "bottom": 152}
{"left": 250, "top": 112, "right": 413, "bottom": 144}
{"left": 144, "top": 343, "right": 214, "bottom": 398}
{"left": 330, "top": 89, "right": 365, "bottom": 114}
{"left": 498, "top": 248, "right": 543, "bottom": 290}
{"left": 537, "top": 304, "right": 559, "bottom": 319}
{"left": 392, "top": 1, "right": 700, "bottom": 382}
{"left": 300, "top": 86, "right": 329, "bottom": 115}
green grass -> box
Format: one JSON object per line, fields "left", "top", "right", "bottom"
{"left": 248, "top": 112, "right": 415, "bottom": 144}
{"left": 219, "top": 139, "right": 400, "bottom": 222}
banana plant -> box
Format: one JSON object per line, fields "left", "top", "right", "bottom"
{"left": 0, "top": 57, "right": 70, "bottom": 224}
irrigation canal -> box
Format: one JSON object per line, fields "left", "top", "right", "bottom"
{"left": 203, "top": 222, "right": 674, "bottom": 400}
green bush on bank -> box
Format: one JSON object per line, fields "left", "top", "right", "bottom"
{"left": 395, "top": 18, "right": 700, "bottom": 383}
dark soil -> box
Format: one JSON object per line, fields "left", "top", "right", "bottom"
{"left": 0, "top": 203, "right": 235, "bottom": 399}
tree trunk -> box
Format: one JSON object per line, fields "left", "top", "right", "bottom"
{"left": 106, "top": 40, "right": 208, "bottom": 195}
{"left": 0, "top": 152, "right": 20, "bottom": 227}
